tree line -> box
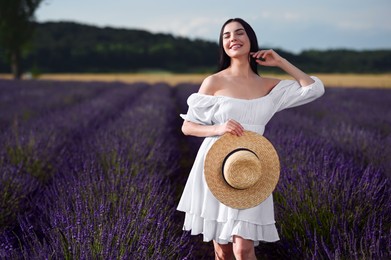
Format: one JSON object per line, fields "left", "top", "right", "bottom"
{"left": 0, "top": 0, "right": 43, "bottom": 78}
{"left": 1, "top": 21, "right": 390, "bottom": 76}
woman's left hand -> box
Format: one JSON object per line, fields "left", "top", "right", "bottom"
{"left": 250, "top": 49, "right": 285, "bottom": 67}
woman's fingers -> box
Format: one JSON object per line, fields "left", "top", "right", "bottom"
{"left": 251, "top": 49, "right": 284, "bottom": 67}
{"left": 251, "top": 49, "right": 269, "bottom": 59}
{"left": 251, "top": 49, "right": 276, "bottom": 59}
{"left": 226, "top": 119, "right": 244, "bottom": 136}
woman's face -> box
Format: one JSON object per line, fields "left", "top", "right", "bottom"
{"left": 222, "top": 21, "right": 251, "bottom": 59}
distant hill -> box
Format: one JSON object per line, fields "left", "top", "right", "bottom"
{"left": 0, "top": 21, "right": 390, "bottom": 73}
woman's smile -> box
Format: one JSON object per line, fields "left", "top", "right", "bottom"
{"left": 230, "top": 43, "right": 243, "bottom": 50}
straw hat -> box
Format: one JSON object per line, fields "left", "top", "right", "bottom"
{"left": 204, "top": 130, "right": 280, "bottom": 209}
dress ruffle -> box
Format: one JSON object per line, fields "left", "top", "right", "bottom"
{"left": 180, "top": 93, "right": 221, "bottom": 125}
{"left": 183, "top": 212, "right": 279, "bottom": 245}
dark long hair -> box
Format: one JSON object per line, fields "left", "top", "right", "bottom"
{"left": 217, "top": 18, "right": 259, "bottom": 75}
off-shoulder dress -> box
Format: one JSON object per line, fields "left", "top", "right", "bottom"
{"left": 177, "top": 76, "right": 325, "bottom": 245}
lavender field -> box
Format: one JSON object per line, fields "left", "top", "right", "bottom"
{"left": 0, "top": 79, "right": 390, "bottom": 259}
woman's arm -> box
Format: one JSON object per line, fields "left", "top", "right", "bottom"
{"left": 251, "top": 49, "right": 315, "bottom": 87}
{"left": 182, "top": 121, "right": 220, "bottom": 137}
{"left": 182, "top": 119, "right": 244, "bottom": 137}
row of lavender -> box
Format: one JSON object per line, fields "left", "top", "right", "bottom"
{"left": 0, "top": 80, "right": 142, "bottom": 232}
{"left": 0, "top": 80, "right": 192, "bottom": 259}
{"left": 1, "top": 79, "right": 390, "bottom": 259}
{"left": 175, "top": 83, "right": 391, "bottom": 259}
{"left": 265, "top": 89, "right": 390, "bottom": 259}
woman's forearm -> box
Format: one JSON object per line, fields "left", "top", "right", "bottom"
{"left": 278, "top": 58, "right": 315, "bottom": 87}
{"left": 252, "top": 49, "right": 315, "bottom": 87}
{"left": 181, "top": 121, "right": 220, "bottom": 137}
{"left": 182, "top": 118, "right": 244, "bottom": 137}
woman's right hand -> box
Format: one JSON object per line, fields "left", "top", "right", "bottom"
{"left": 215, "top": 119, "right": 244, "bottom": 136}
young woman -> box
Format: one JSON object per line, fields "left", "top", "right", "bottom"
{"left": 177, "top": 18, "right": 325, "bottom": 260}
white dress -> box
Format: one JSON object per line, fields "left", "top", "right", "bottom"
{"left": 177, "top": 76, "right": 325, "bottom": 245}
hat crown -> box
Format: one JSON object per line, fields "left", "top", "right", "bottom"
{"left": 223, "top": 149, "right": 263, "bottom": 190}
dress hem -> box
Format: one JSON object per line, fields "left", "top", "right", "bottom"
{"left": 181, "top": 212, "right": 280, "bottom": 246}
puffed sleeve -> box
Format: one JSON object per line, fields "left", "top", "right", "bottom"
{"left": 269, "top": 76, "right": 325, "bottom": 112}
{"left": 180, "top": 93, "right": 220, "bottom": 125}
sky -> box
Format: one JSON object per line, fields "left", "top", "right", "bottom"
{"left": 35, "top": 0, "right": 391, "bottom": 53}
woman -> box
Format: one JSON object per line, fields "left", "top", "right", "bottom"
{"left": 177, "top": 18, "right": 325, "bottom": 260}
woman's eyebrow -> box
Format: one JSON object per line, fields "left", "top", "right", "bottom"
{"left": 223, "top": 28, "right": 245, "bottom": 35}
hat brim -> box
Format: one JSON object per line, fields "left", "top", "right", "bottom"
{"left": 204, "top": 131, "right": 280, "bottom": 209}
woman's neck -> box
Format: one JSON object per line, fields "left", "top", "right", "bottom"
{"left": 227, "top": 57, "right": 254, "bottom": 78}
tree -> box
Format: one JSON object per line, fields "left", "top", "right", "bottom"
{"left": 0, "top": 0, "right": 43, "bottom": 79}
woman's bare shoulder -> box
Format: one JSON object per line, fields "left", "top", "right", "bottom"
{"left": 198, "top": 72, "right": 226, "bottom": 95}
{"left": 261, "top": 77, "right": 281, "bottom": 92}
